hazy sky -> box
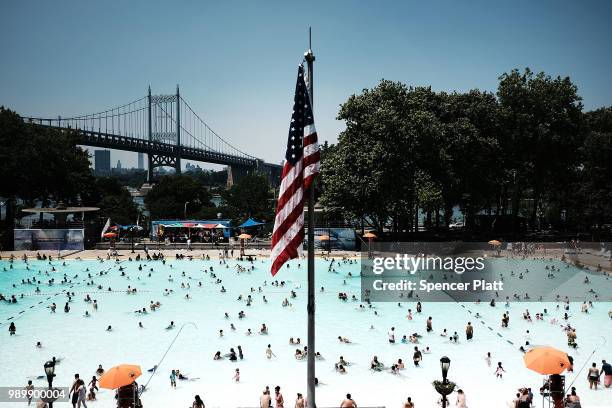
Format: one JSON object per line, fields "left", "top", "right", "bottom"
{"left": 1, "top": 0, "right": 611, "bottom": 169}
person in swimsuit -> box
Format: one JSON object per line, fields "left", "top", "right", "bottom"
{"left": 25, "top": 380, "right": 34, "bottom": 405}
{"left": 495, "top": 362, "right": 506, "bottom": 378}
{"left": 340, "top": 393, "right": 357, "bottom": 408}
{"left": 274, "top": 386, "right": 284, "bottom": 408}
{"left": 295, "top": 393, "right": 305, "bottom": 408}
{"left": 260, "top": 390, "right": 271, "bottom": 408}
{"left": 169, "top": 370, "right": 177, "bottom": 388}
{"left": 587, "top": 363, "right": 600, "bottom": 389}
{"left": 192, "top": 395, "right": 205, "bottom": 408}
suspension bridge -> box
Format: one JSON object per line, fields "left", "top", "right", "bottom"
{"left": 21, "top": 86, "right": 281, "bottom": 184}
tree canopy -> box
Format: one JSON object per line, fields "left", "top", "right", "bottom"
{"left": 320, "top": 68, "right": 609, "bottom": 237}
{"left": 144, "top": 174, "right": 213, "bottom": 220}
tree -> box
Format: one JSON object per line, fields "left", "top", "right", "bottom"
{"left": 0, "top": 107, "right": 93, "bottom": 248}
{"left": 81, "top": 178, "right": 139, "bottom": 225}
{"left": 220, "top": 173, "right": 273, "bottom": 223}
{"left": 497, "top": 68, "right": 583, "bottom": 230}
{"left": 571, "top": 107, "right": 612, "bottom": 233}
{"left": 144, "top": 175, "right": 212, "bottom": 219}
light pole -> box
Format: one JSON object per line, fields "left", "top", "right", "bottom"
{"left": 44, "top": 360, "right": 56, "bottom": 408}
{"left": 130, "top": 226, "right": 135, "bottom": 254}
{"left": 184, "top": 201, "right": 190, "bottom": 219}
{"left": 439, "top": 356, "right": 451, "bottom": 408}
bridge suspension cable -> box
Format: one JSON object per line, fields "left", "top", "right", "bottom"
{"left": 20, "top": 89, "right": 256, "bottom": 163}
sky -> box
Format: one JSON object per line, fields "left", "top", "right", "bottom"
{"left": 1, "top": 0, "right": 611, "bottom": 169}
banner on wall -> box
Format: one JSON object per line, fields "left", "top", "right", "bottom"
{"left": 14, "top": 229, "right": 85, "bottom": 251}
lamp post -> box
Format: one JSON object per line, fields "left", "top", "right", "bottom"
{"left": 440, "top": 357, "right": 450, "bottom": 408}
{"left": 184, "top": 201, "right": 190, "bottom": 219}
{"left": 44, "top": 360, "right": 56, "bottom": 408}
{"left": 130, "top": 226, "right": 135, "bottom": 254}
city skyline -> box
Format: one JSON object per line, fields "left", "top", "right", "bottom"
{"left": 2, "top": 1, "right": 612, "bottom": 168}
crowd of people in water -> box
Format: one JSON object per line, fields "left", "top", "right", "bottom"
{"left": 1, "top": 249, "right": 611, "bottom": 407}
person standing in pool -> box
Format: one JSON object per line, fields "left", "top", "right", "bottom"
{"left": 274, "top": 386, "right": 284, "bottom": 408}
{"left": 426, "top": 317, "right": 432, "bottom": 332}
{"left": 455, "top": 389, "right": 466, "bottom": 408}
{"left": 466, "top": 322, "right": 473, "bottom": 340}
{"left": 69, "top": 374, "right": 80, "bottom": 408}
{"left": 587, "top": 363, "right": 600, "bottom": 389}
{"left": 8, "top": 322, "right": 16, "bottom": 335}
{"left": 170, "top": 370, "right": 177, "bottom": 388}
{"left": 413, "top": 347, "right": 422, "bottom": 367}
{"left": 192, "top": 395, "right": 205, "bottom": 408}
{"left": 295, "top": 393, "right": 305, "bottom": 408}
{"left": 25, "top": 380, "right": 34, "bottom": 405}
{"left": 495, "top": 362, "right": 505, "bottom": 378}
{"left": 260, "top": 390, "right": 271, "bottom": 408}
{"left": 388, "top": 327, "right": 396, "bottom": 343}
{"left": 340, "top": 393, "right": 357, "bottom": 408}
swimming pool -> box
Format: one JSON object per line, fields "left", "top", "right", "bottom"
{"left": 1, "top": 257, "right": 610, "bottom": 407}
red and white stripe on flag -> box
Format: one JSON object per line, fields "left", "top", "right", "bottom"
{"left": 270, "top": 65, "right": 320, "bottom": 276}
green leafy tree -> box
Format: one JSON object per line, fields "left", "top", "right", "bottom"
{"left": 144, "top": 175, "right": 212, "bottom": 219}
{"left": 221, "top": 173, "right": 273, "bottom": 223}
{"left": 81, "top": 178, "right": 139, "bottom": 225}
{"left": 497, "top": 68, "right": 583, "bottom": 230}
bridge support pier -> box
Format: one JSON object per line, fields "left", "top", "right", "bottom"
{"left": 147, "top": 154, "right": 154, "bottom": 182}
{"left": 226, "top": 165, "right": 250, "bottom": 188}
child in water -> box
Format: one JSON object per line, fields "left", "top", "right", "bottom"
{"left": 495, "top": 362, "right": 506, "bottom": 378}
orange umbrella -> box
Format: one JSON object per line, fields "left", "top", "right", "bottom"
{"left": 488, "top": 239, "right": 501, "bottom": 246}
{"left": 363, "top": 232, "right": 377, "bottom": 239}
{"left": 103, "top": 232, "right": 117, "bottom": 238}
{"left": 523, "top": 346, "right": 570, "bottom": 375}
{"left": 238, "top": 233, "right": 252, "bottom": 239}
{"left": 318, "top": 235, "right": 330, "bottom": 241}
{"left": 99, "top": 364, "right": 142, "bottom": 389}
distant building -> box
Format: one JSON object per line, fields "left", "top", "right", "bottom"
{"left": 116, "top": 160, "right": 122, "bottom": 170}
{"left": 94, "top": 150, "right": 111, "bottom": 175}
{"left": 138, "top": 152, "right": 144, "bottom": 170}
{"left": 185, "top": 162, "right": 202, "bottom": 172}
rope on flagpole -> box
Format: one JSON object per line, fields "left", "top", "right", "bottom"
{"left": 141, "top": 322, "right": 198, "bottom": 392}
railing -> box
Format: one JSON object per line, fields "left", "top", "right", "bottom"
{"left": 16, "top": 220, "right": 84, "bottom": 229}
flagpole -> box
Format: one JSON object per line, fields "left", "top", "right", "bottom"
{"left": 304, "top": 27, "right": 316, "bottom": 408}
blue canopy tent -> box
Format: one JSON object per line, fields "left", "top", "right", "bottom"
{"left": 238, "top": 218, "right": 265, "bottom": 228}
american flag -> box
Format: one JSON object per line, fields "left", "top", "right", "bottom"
{"left": 270, "top": 65, "right": 320, "bottom": 276}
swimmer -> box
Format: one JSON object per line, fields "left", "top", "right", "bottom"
{"left": 265, "top": 344, "right": 276, "bottom": 359}
{"left": 495, "top": 362, "right": 506, "bottom": 378}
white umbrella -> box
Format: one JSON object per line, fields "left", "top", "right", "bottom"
{"left": 215, "top": 224, "right": 228, "bottom": 229}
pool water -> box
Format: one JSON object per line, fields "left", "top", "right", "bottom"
{"left": 0, "top": 257, "right": 610, "bottom": 407}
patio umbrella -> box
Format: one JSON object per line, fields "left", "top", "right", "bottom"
{"left": 215, "top": 224, "right": 228, "bottom": 229}
{"left": 238, "top": 233, "right": 252, "bottom": 239}
{"left": 363, "top": 232, "right": 377, "bottom": 239}
{"left": 103, "top": 232, "right": 117, "bottom": 238}
{"left": 318, "top": 235, "right": 330, "bottom": 241}
{"left": 99, "top": 364, "right": 142, "bottom": 389}
{"left": 523, "top": 346, "right": 570, "bottom": 375}
{"left": 488, "top": 239, "right": 502, "bottom": 246}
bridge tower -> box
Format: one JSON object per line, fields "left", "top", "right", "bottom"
{"left": 175, "top": 85, "right": 181, "bottom": 175}
{"left": 147, "top": 86, "right": 182, "bottom": 180}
